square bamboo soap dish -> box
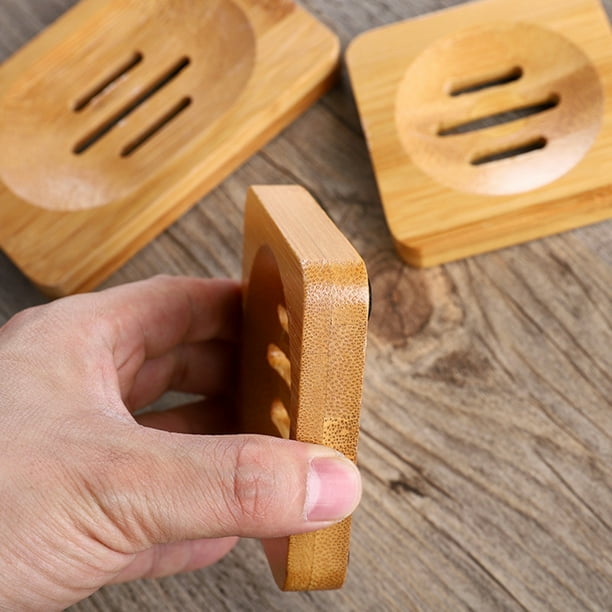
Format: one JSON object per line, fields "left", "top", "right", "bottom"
{"left": 239, "top": 185, "right": 369, "bottom": 590}
{"left": 0, "top": 0, "right": 339, "bottom": 296}
{"left": 346, "top": 0, "right": 612, "bottom": 266}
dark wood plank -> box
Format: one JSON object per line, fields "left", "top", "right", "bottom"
{"left": 1, "top": 1, "right": 611, "bottom": 610}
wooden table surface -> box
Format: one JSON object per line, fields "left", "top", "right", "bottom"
{"left": 1, "top": 1, "right": 611, "bottom": 610}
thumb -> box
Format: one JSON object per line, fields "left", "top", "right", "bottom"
{"left": 87, "top": 428, "right": 362, "bottom": 551}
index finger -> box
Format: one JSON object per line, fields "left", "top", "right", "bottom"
{"left": 98, "top": 275, "right": 242, "bottom": 366}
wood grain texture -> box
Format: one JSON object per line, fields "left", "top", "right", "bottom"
{"left": 239, "top": 186, "right": 368, "bottom": 590}
{"left": 0, "top": 1, "right": 611, "bottom": 610}
{"left": 347, "top": 0, "right": 612, "bottom": 266}
{"left": 0, "top": 0, "right": 339, "bottom": 295}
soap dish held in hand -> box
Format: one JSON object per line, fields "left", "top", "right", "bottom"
{"left": 239, "top": 185, "right": 369, "bottom": 590}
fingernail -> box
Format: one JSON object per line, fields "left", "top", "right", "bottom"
{"left": 305, "top": 456, "right": 362, "bottom": 522}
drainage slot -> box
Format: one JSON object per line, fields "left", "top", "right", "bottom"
{"left": 471, "top": 137, "right": 547, "bottom": 165}
{"left": 450, "top": 66, "right": 523, "bottom": 96}
{"left": 73, "top": 52, "right": 144, "bottom": 112}
{"left": 277, "top": 304, "right": 289, "bottom": 334}
{"left": 73, "top": 56, "right": 191, "bottom": 155}
{"left": 267, "top": 343, "right": 291, "bottom": 388}
{"left": 121, "top": 97, "right": 192, "bottom": 157}
{"left": 270, "top": 399, "right": 291, "bottom": 439}
{"left": 439, "top": 94, "right": 559, "bottom": 136}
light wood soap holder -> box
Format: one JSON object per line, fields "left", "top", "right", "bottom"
{"left": 347, "top": 0, "right": 612, "bottom": 266}
{"left": 239, "top": 186, "right": 369, "bottom": 590}
{"left": 0, "top": 0, "right": 339, "bottom": 296}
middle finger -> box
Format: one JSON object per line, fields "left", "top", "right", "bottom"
{"left": 123, "top": 339, "right": 238, "bottom": 412}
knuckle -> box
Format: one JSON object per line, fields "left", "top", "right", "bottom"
{"left": 0, "top": 307, "right": 55, "bottom": 365}
{"left": 1, "top": 299, "right": 91, "bottom": 344}
{"left": 1, "top": 306, "right": 43, "bottom": 336}
{"left": 150, "top": 273, "right": 176, "bottom": 287}
{"left": 225, "top": 437, "right": 279, "bottom": 527}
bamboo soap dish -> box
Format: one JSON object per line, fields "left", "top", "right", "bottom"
{"left": 0, "top": 0, "right": 339, "bottom": 296}
{"left": 346, "top": 0, "right": 612, "bottom": 266}
{"left": 239, "top": 186, "right": 369, "bottom": 590}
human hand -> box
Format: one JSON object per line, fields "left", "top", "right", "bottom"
{"left": 0, "top": 276, "right": 361, "bottom": 611}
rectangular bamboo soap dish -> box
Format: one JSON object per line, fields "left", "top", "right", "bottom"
{"left": 239, "top": 185, "right": 369, "bottom": 591}
{"left": 0, "top": 0, "right": 339, "bottom": 296}
{"left": 347, "top": 0, "right": 612, "bottom": 266}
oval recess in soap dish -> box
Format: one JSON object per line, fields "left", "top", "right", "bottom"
{"left": 0, "top": 0, "right": 256, "bottom": 211}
